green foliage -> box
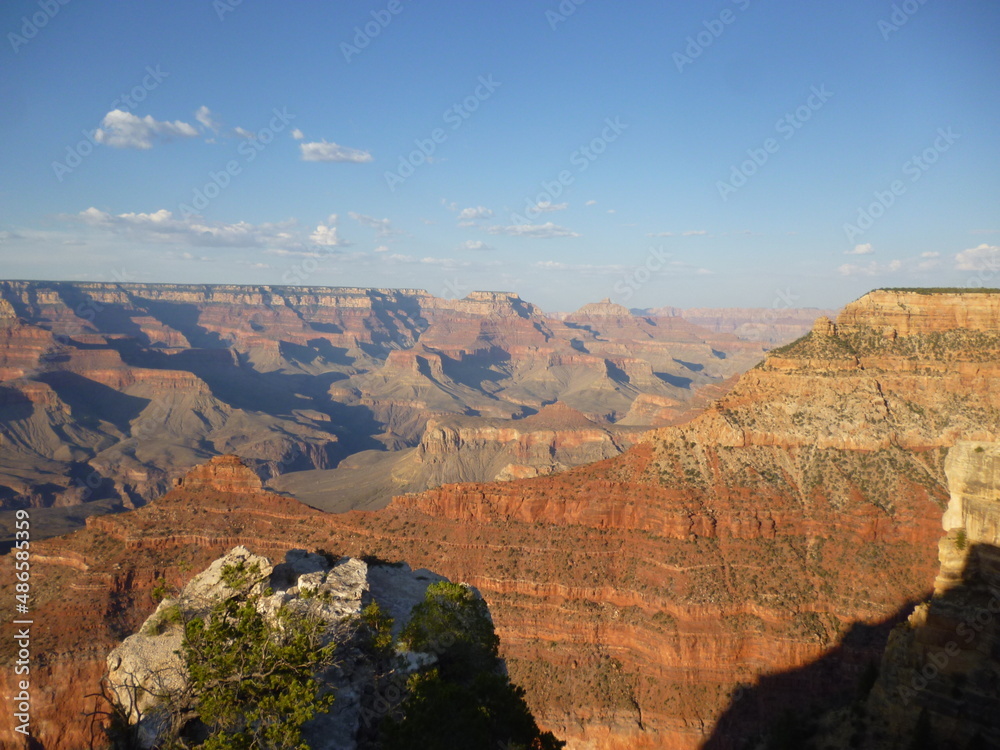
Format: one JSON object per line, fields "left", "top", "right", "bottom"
{"left": 382, "top": 669, "right": 563, "bottom": 750}
{"left": 151, "top": 577, "right": 170, "bottom": 604}
{"left": 400, "top": 581, "right": 499, "bottom": 678}
{"left": 955, "top": 528, "right": 968, "bottom": 551}
{"left": 361, "top": 601, "right": 395, "bottom": 657}
{"left": 385, "top": 581, "right": 565, "bottom": 750}
{"left": 178, "top": 577, "right": 337, "bottom": 748}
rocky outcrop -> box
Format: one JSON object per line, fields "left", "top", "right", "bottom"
{"left": 106, "top": 545, "right": 461, "bottom": 750}
{"left": 171, "top": 454, "right": 263, "bottom": 493}
{"left": 855, "top": 441, "right": 1000, "bottom": 748}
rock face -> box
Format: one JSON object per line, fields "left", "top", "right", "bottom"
{"left": 0, "top": 280, "right": 766, "bottom": 534}
{"left": 106, "top": 545, "right": 458, "bottom": 750}
{"left": 172, "top": 454, "right": 264, "bottom": 493}
{"left": 4, "top": 289, "right": 997, "bottom": 749}
{"left": 855, "top": 441, "right": 1000, "bottom": 748}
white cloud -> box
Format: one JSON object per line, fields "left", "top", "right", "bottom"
{"left": 348, "top": 212, "right": 401, "bottom": 238}
{"left": 456, "top": 206, "right": 493, "bottom": 226}
{"left": 486, "top": 222, "right": 580, "bottom": 239}
{"left": 310, "top": 215, "right": 346, "bottom": 247}
{"left": 234, "top": 126, "right": 256, "bottom": 139}
{"left": 71, "top": 207, "right": 304, "bottom": 250}
{"left": 300, "top": 140, "right": 373, "bottom": 163}
{"left": 195, "top": 106, "right": 221, "bottom": 132}
{"left": 681, "top": 230, "right": 707, "bottom": 236}
{"left": 527, "top": 201, "right": 568, "bottom": 214}
{"left": 291, "top": 128, "right": 305, "bottom": 140}
{"left": 606, "top": 209, "right": 616, "bottom": 214}
{"left": 955, "top": 244, "right": 1000, "bottom": 271}
{"left": 920, "top": 251, "right": 940, "bottom": 258}
{"left": 585, "top": 200, "right": 597, "bottom": 206}
{"left": 846, "top": 243, "right": 874, "bottom": 255}
{"left": 459, "top": 240, "right": 494, "bottom": 251}
{"left": 373, "top": 245, "right": 389, "bottom": 253}
{"left": 838, "top": 262, "right": 879, "bottom": 277}
{"left": 94, "top": 110, "right": 198, "bottom": 149}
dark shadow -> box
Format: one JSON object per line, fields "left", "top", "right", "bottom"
{"left": 0, "top": 385, "right": 35, "bottom": 423}
{"left": 702, "top": 598, "right": 921, "bottom": 750}
{"left": 308, "top": 322, "right": 343, "bottom": 334}
{"left": 655, "top": 372, "right": 693, "bottom": 389}
{"left": 673, "top": 358, "right": 705, "bottom": 372}
{"left": 705, "top": 541, "right": 1000, "bottom": 749}
{"left": 139, "top": 298, "right": 229, "bottom": 349}
{"left": 605, "top": 360, "right": 631, "bottom": 385}
{"left": 35, "top": 371, "right": 150, "bottom": 432}
{"left": 438, "top": 352, "right": 508, "bottom": 391}
{"left": 53, "top": 283, "right": 148, "bottom": 342}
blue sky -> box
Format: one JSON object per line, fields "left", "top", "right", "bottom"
{"left": 1, "top": 0, "right": 998, "bottom": 311}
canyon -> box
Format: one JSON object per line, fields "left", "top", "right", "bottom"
{"left": 1, "top": 288, "right": 998, "bottom": 748}
{"left": 0, "top": 281, "right": 815, "bottom": 536}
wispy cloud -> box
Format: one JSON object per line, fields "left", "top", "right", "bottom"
{"left": 459, "top": 240, "right": 494, "bottom": 251}
{"left": 456, "top": 206, "right": 494, "bottom": 226}
{"left": 300, "top": 140, "right": 373, "bottom": 163}
{"left": 527, "top": 201, "right": 568, "bottom": 213}
{"left": 348, "top": 211, "right": 401, "bottom": 238}
{"left": 71, "top": 206, "right": 305, "bottom": 250}
{"left": 195, "top": 105, "right": 221, "bottom": 132}
{"left": 487, "top": 222, "right": 580, "bottom": 239}
{"left": 94, "top": 110, "right": 198, "bottom": 149}
{"left": 845, "top": 243, "right": 874, "bottom": 255}
{"left": 955, "top": 244, "right": 1000, "bottom": 271}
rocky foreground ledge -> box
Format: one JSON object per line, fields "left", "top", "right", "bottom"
{"left": 107, "top": 545, "right": 452, "bottom": 749}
